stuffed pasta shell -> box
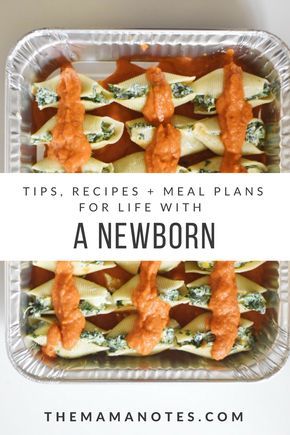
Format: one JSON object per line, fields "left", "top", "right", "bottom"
{"left": 26, "top": 277, "right": 113, "bottom": 317}
{"left": 25, "top": 317, "right": 108, "bottom": 358}
{"left": 185, "top": 261, "right": 264, "bottom": 274}
{"left": 175, "top": 313, "right": 254, "bottom": 359}
{"left": 126, "top": 116, "right": 206, "bottom": 156}
{"left": 32, "top": 157, "right": 114, "bottom": 173}
{"left": 32, "top": 74, "right": 113, "bottom": 110}
{"left": 33, "top": 261, "right": 115, "bottom": 275}
{"left": 113, "top": 152, "right": 188, "bottom": 173}
{"left": 188, "top": 156, "right": 267, "bottom": 173}
{"left": 31, "top": 115, "right": 124, "bottom": 150}
{"left": 186, "top": 274, "right": 267, "bottom": 313}
{"left": 106, "top": 314, "right": 179, "bottom": 356}
{"left": 126, "top": 116, "right": 265, "bottom": 156}
{"left": 191, "top": 117, "right": 265, "bottom": 155}
{"left": 192, "top": 68, "right": 273, "bottom": 114}
{"left": 112, "top": 274, "right": 187, "bottom": 309}
{"left": 109, "top": 72, "right": 195, "bottom": 111}
{"left": 116, "top": 261, "right": 181, "bottom": 275}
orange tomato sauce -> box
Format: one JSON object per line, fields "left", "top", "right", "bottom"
{"left": 216, "top": 55, "right": 253, "bottom": 173}
{"left": 32, "top": 54, "right": 267, "bottom": 169}
{"left": 209, "top": 261, "right": 240, "bottom": 360}
{"left": 145, "top": 124, "right": 181, "bottom": 173}
{"left": 142, "top": 67, "right": 181, "bottom": 173}
{"left": 126, "top": 261, "right": 170, "bottom": 355}
{"left": 30, "top": 261, "right": 272, "bottom": 357}
{"left": 30, "top": 53, "right": 272, "bottom": 358}
{"left": 46, "top": 65, "right": 91, "bottom": 173}
{"left": 143, "top": 66, "right": 174, "bottom": 124}
{"left": 42, "top": 261, "right": 85, "bottom": 358}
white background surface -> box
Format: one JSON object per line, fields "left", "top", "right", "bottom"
{"left": 1, "top": 1, "right": 290, "bottom": 434}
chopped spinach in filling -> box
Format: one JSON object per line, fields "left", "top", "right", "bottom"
{"left": 35, "top": 87, "right": 58, "bottom": 107}
{"left": 161, "top": 327, "right": 176, "bottom": 345}
{"left": 82, "top": 86, "right": 111, "bottom": 104}
{"left": 246, "top": 82, "right": 272, "bottom": 101}
{"left": 159, "top": 288, "right": 181, "bottom": 302}
{"left": 26, "top": 298, "right": 51, "bottom": 317}
{"left": 86, "top": 121, "right": 115, "bottom": 143}
{"left": 128, "top": 121, "right": 152, "bottom": 141}
{"left": 232, "top": 326, "right": 254, "bottom": 351}
{"left": 107, "top": 334, "right": 128, "bottom": 353}
{"left": 129, "top": 121, "right": 151, "bottom": 131}
{"left": 181, "top": 331, "right": 215, "bottom": 348}
{"left": 245, "top": 120, "right": 266, "bottom": 148}
{"left": 109, "top": 83, "right": 148, "bottom": 100}
{"left": 238, "top": 292, "right": 266, "bottom": 314}
{"left": 197, "top": 261, "right": 247, "bottom": 271}
{"left": 180, "top": 325, "right": 253, "bottom": 351}
{"left": 193, "top": 94, "right": 216, "bottom": 113}
{"left": 171, "top": 83, "right": 194, "bottom": 99}
{"left": 31, "top": 131, "right": 52, "bottom": 145}
{"left": 80, "top": 330, "right": 107, "bottom": 346}
{"left": 79, "top": 300, "right": 103, "bottom": 316}
{"left": 187, "top": 285, "right": 211, "bottom": 306}
{"left": 197, "top": 261, "right": 214, "bottom": 271}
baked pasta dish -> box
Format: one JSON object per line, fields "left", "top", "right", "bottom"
{"left": 25, "top": 260, "right": 276, "bottom": 361}
{"left": 25, "top": 49, "right": 275, "bottom": 363}
{"left": 30, "top": 49, "right": 273, "bottom": 174}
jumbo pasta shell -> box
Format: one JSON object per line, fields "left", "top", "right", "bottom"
{"left": 188, "top": 156, "right": 267, "bottom": 173}
{"left": 32, "top": 73, "right": 113, "bottom": 110}
{"left": 32, "top": 157, "right": 114, "bottom": 173}
{"left": 31, "top": 115, "right": 124, "bottom": 150}
{"left": 33, "top": 261, "right": 116, "bottom": 275}
{"left": 110, "top": 72, "right": 195, "bottom": 111}
{"left": 192, "top": 68, "right": 273, "bottom": 114}
{"left": 26, "top": 317, "right": 108, "bottom": 358}
{"left": 112, "top": 274, "right": 185, "bottom": 308}
{"left": 186, "top": 274, "right": 267, "bottom": 312}
{"left": 116, "top": 261, "right": 181, "bottom": 274}
{"left": 126, "top": 115, "right": 206, "bottom": 156}
{"left": 184, "top": 261, "right": 264, "bottom": 274}
{"left": 192, "top": 117, "right": 264, "bottom": 155}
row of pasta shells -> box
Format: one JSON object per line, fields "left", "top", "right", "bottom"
{"left": 31, "top": 69, "right": 274, "bottom": 114}
{"left": 30, "top": 114, "right": 268, "bottom": 173}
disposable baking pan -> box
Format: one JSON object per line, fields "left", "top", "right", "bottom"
{"left": 5, "top": 29, "right": 290, "bottom": 381}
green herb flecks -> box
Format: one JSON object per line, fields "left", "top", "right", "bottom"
{"left": 181, "top": 331, "right": 215, "bottom": 348}
{"left": 161, "top": 327, "right": 176, "bottom": 345}
{"left": 159, "top": 288, "right": 181, "bottom": 303}
{"left": 193, "top": 95, "right": 216, "bottom": 113}
{"left": 238, "top": 292, "right": 266, "bottom": 314}
{"left": 171, "top": 83, "right": 194, "bottom": 99}
{"left": 86, "top": 121, "right": 115, "bottom": 144}
{"left": 246, "top": 82, "right": 272, "bottom": 102}
{"left": 109, "top": 83, "right": 148, "bottom": 100}
{"left": 107, "top": 334, "right": 128, "bottom": 353}
{"left": 80, "top": 330, "right": 107, "bottom": 346}
{"left": 187, "top": 285, "right": 211, "bottom": 306}
{"left": 35, "top": 88, "right": 58, "bottom": 108}
{"left": 245, "top": 120, "right": 266, "bottom": 148}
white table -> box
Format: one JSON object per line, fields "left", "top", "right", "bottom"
{"left": 1, "top": 1, "right": 289, "bottom": 434}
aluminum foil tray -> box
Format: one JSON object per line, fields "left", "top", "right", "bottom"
{"left": 5, "top": 29, "right": 290, "bottom": 381}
